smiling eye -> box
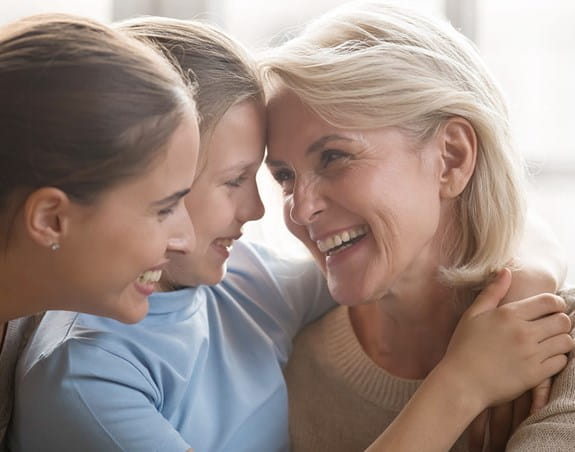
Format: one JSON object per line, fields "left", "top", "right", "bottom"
{"left": 157, "top": 205, "right": 176, "bottom": 221}
{"left": 320, "top": 149, "right": 348, "bottom": 168}
{"left": 269, "top": 168, "right": 295, "bottom": 195}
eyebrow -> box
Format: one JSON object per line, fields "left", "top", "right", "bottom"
{"left": 150, "top": 188, "right": 191, "bottom": 207}
{"left": 266, "top": 134, "right": 353, "bottom": 167}
{"left": 217, "top": 161, "right": 256, "bottom": 174}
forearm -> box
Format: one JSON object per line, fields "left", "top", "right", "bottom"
{"left": 366, "top": 364, "right": 482, "bottom": 452}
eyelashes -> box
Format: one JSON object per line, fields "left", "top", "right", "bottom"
{"left": 224, "top": 175, "right": 248, "bottom": 188}
{"left": 320, "top": 149, "right": 349, "bottom": 168}
{"left": 269, "top": 148, "right": 351, "bottom": 194}
{"left": 157, "top": 202, "right": 179, "bottom": 221}
{"left": 271, "top": 168, "right": 294, "bottom": 184}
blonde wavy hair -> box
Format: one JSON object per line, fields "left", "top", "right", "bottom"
{"left": 260, "top": 1, "right": 526, "bottom": 289}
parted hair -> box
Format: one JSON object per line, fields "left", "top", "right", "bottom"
{"left": 260, "top": 1, "right": 526, "bottom": 288}
{"left": 116, "top": 16, "right": 263, "bottom": 148}
{"left": 0, "top": 13, "right": 196, "bottom": 214}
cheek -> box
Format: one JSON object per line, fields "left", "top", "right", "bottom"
{"left": 184, "top": 190, "right": 205, "bottom": 218}
{"left": 283, "top": 199, "right": 305, "bottom": 241}
{"left": 136, "top": 222, "right": 166, "bottom": 260}
{"left": 185, "top": 189, "right": 220, "bottom": 233}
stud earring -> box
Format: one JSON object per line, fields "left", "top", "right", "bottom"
{"left": 50, "top": 242, "right": 60, "bottom": 251}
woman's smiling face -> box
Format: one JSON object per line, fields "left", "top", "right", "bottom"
{"left": 266, "top": 88, "right": 446, "bottom": 305}
{"left": 53, "top": 114, "right": 199, "bottom": 323}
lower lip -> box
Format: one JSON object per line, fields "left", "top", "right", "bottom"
{"left": 325, "top": 235, "right": 368, "bottom": 269}
{"left": 133, "top": 281, "right": 157, "bottom": 297}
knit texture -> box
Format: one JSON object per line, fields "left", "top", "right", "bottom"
{"left": 286, "top": 289, "right": 575, "bottom": 452}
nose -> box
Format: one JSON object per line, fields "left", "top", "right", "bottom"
{"left": 167, "top": 205, "right": 196, "bottom": 253}
{"left": 289, "top": 175, "right": 325, "bottom": 226}
{"left": 237, "top": 181, "right": 266, "bottom": 224}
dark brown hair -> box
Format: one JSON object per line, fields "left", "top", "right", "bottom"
{"left": 0, "top": 14, "right": 195, "bottom": 212}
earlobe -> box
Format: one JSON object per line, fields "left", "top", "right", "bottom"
{"left": 23, "top": 188, "right": 70, "bottom": 249}
{"left": 439, "top": 117, "right": 477, "bottom": 199}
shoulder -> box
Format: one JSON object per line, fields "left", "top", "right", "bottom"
{"left": 17, "top": 311, "right": 79, "bottom": 375}
{"left": 228, "top": 240, "right": 317, "bottom": 278}
{"left": 226, "top": 240, "right": 282, "bottom": 276}
{"left": 225, "top": 240, "right": 322, "bottom": 298}
{"left": 19, "top": 307, "right": 209, "bottom": 391}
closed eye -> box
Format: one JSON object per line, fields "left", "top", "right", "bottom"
{"left": 225, "top": 175, "right": 248, "bottom": 188}
{"left": 157, "top": 202, "right": 179, "bottom": 221}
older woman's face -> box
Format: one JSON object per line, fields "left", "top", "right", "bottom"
{"left": 266, "top": 89, "right": 447, "bottom": 305}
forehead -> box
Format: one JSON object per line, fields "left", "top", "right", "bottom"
{"left": 267, "top": 88, "right": 317, "bottom": 125}
{"left": 267, "top": 88, "right": 333, "bottom": 151}
{"left": 214, "top": 101, "right": 265, "bottom": 144}
{"left": 122, "top": 114, "right": 198, "bottom": 200}
{"left": 200, "top": 101, "right": 266, "bottom": 170}
{"left": 154, "top": 115, "right": 199, "bottom": 172}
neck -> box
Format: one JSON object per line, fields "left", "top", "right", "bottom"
{"left": 349, "top": 227, "right": 465, "bottom": 379}
{"left": 350, "top": 276, "right": 462, "bottom": 379}
{"left": 0, "top": 246, "right": 48, "bottom": 322}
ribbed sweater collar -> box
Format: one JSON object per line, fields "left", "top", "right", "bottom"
{"left": 323, "top": 306, "right": 422, "bottom": 412}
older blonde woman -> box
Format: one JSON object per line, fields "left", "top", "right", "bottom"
{"left": 262, "top": 2, "right": 574, "bottom": 451}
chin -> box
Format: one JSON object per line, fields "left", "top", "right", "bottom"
{"left": 107, "top": 296, "right": 150, "bottom": 324}
{"left": 202, "top": 269, "right": 226, "bottom": 286}
{"left": 328, "top": 277, "right": 380, "bottom": 306}
{"left": 327, "top": 281, "right": 357, "bottom": 306}
{"left": 185, "top": 263, "right": 226, "bottom": 287}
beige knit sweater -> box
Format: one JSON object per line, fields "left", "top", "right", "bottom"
{"left": 286, "top": 293, "right": 575, "bottom": 452}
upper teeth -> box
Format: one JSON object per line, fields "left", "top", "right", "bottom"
{"left": 137, "top": 269, "right": 162, "bottom": 284}
{"left": 317, "top": 225, "right": 368, "bottom": 253}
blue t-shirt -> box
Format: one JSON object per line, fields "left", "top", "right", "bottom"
{"left": 10, "top": 241, "right": 334, "bottom": 452}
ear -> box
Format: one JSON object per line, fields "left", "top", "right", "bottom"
{"left": 23, "top": 187, "right": 71, "bottom": 249}
{"left": 438, "top": 117, "right": 477, "bottom": 199}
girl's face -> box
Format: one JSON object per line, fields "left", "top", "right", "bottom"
{"left": 163, "top": 101, "right": 265, "bottom": 287}
{"left": 56, "top": 115, "right": 199, "bottom": 323}
{"left": 266, "top": 89, "right": 446, "bottom": 305}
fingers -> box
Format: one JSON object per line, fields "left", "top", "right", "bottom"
{"left": 505, "top": 293, "right": 567, "bottom": 321}
{"left": 539, "top": 333, "right": 575, "bottom": 361}
{"left": 531, "top": 312, "right": 572, "bottom": 343}
{"left": 529, "top": 378, "right": 551, "bottom": 414}
{"left": 465, "top": 268, "right": 512, "bottom": 318}
{"left": 489, "top": 403, "right": 513, "bottom": 452}
{"left": 539, "top": 353, "right": 569, "bottom": 379}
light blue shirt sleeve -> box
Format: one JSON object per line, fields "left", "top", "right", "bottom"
{"left": 12, "top": 337, "right": 190, "bottom": 452}
{"left": 224, "top": 241, "right": 335, "bottom": 366}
